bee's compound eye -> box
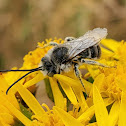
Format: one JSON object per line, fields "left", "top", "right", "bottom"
{"left": 41, "top": 57, "right": 48, "bottom": 62}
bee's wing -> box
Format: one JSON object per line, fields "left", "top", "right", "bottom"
{"left": 63, "top": 28, "right": 108, "bottom": 59}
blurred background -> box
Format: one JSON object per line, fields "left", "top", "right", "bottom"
{"left": 0, "top": 0, "right": 126, "bottom": 69}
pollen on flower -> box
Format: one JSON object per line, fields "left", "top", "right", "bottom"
{"left": 31, "top": 104, "right": 64, "bottom": 126}
{"left": 101, "top": 77, "right": 122, "bottom": 100}
{"left": 87, "top": 64, "right": 122, "bottom": 101}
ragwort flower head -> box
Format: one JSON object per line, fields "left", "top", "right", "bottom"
{"left": 84, "top": 39, "right": 126, "bottom": 101}
{"left": 85, "top": 39, "right": 126, "bottom": 126}
{"left": 1, "top": 36, "right": 126, "bottom": 126}
{"left": 1, "top": 38, "right": 92, "bottom": 126}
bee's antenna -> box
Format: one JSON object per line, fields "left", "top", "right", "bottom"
{"left": 3, "top": 66, "right": 44, "bottom": 95}
{"left": 6, "top": 71, "right": 33, "bottom": 95}
{"left": 0, "top": 67, "right": 41, "bottom": 72}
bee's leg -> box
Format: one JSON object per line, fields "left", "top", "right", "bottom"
{"left": 74, "top": 63, "right": 87, "bottom": 94}
{"left": 64, "top": 37, "right": 75, "bottom": 42}
{"left": 81, "top": 59, "right": 112, "bottom": 68}
{"left": 37, "top": 42, "right": 58, "bottom": 49}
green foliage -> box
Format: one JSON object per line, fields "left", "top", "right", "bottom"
{"left": 19, "top": 103, "right": 33, "bottom": 120}
{"left": 44, "top": 78, "right": 54, "bottom": 102}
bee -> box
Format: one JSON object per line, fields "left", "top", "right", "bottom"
{"left": 0, "top": 28, "right": 108, "bottom": 94}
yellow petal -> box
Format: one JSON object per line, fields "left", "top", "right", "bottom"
{"left": 118, "top": 91, "right": 126, "bottom": 126}
{"left": 63, "top": 71, "right": 92, "bottom": 94}
{"left": 4, "top": 69, "right": 25, "bottom": 85}
{"left": 86, "top": 66, "right": 100, "bottom": 79}
{"left": 24, "top": 72, "right": 44, "bottom": 88}
{"left": 0, "top": 113, "right": 14, "bottom": 125}
{"left": 54, "top": 74, "right": 80, "bottom": 87}
{"left": 72, "top": 86, "right": 88, "bottom": 111}
{"left": 16, "top": 83, "right": 49, "bottom": 122}
{"left": 53, "top": 106, "right": 84, "bottom": 126}
{"left": 90, "top": 74, "right": 104, "bottom": 97}
{"left": 0, "top": 95, "right": 32, "bottom": 126}
{"left": 77, "top": 105, "right": 95, "bottom": 124}
{"left": 54, "top": 74, "right": 89, "bottom": 111}
{"left": 117, "top": 79, "right": 126, "bottom": 92}
{"left": 117, "top": 79, "right": 126, "bottom": 126}
{"left": 82, "top": 78, "right": 92, "bottom": 95}
{"left": 49, "top": 77, "right": 66, "bottom": 110}
{"left": 78, "top": 97, "right": 114, "bottom": 124}
{"left": 54, "top": 74, "right": 92, "bottom": 94}
{"left": 0, "top": 75, "right": 20, "bottom": 110}
{"left": 86, "top": 122, "right": 97, "bottom": 126}
{"left": 4, "top": 71, "right": 26, "bottom": 94}
{"left": 103, "top": 98, "right": 115, "bottom": 106}
{"left": 93, "top": 85, "right": 108, "bottom": 126}
{"left": 0, "top": 118, "right": 5, "bottom": 126}
{"left": 101, "top": 46, "right": 114, "bottom": 57}
{"left": 0, "top": 104, "right": 11, "bottom": 114}
{"left": 86, "top": 98, "right": 93, "bottom": 107}
{"left": 54, "top": 74, "right": 91, "bottom": 107}
{"left": 93, "top": 74, "right": 104, "bottom": 90}
{"left": 101, "top": 39, "right": 120, "bottom": 52}
{"left": 59, "top": 80, "right": 78, "bottom": 105}
{"left": 108, "top": 101, "right": 120, "bottom": 126}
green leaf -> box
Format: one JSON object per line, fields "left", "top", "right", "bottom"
{"left": 44, "top": 78, "right": 54, "bottom": 102}
{"left": 13, "top": 120, "right": 25, "bottom": 126}
{"left": 19, "top": 103, "right": 33, "bottom": 120}
{"left": 87, "top": 77, "right": 94, "bottom": 83}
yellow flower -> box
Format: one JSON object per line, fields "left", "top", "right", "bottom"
{"left": 4, "top": 38, "right": 92, "bottom": 109}
{"left": 1, "top": 38, "right": 126, "bottom": 126}
{"left": 0, "top": 74, "right": 24, "bottom": 125}
{"left": 0, "top": 73, "right": 92, "bottom": 126}
{"left": 1, "top": 38, "right": 93, "bottom": 125}
{"left": 84, "top": 39, "right": 126, "bottom": 126}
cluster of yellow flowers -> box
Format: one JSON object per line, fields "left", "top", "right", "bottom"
{"left": 0, "top": 38, "right": 126, "bottom": 126}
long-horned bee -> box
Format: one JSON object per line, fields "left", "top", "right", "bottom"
{"left": 0, "top": 28, "right": 108, "bottom": 94}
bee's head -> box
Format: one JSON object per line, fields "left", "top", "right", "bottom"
{"left": 40, "top": 57, "right": 57, "bottom": 77}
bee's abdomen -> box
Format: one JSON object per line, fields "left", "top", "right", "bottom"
{"left": 79, "top": 45, "right": 101, "bottom": 59}
{"left": 89, "top": 45, "right": 101, "bottom": 58}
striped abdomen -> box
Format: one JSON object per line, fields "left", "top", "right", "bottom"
{"left": 78, "top": 44, "right": 101, "bottom": 59}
